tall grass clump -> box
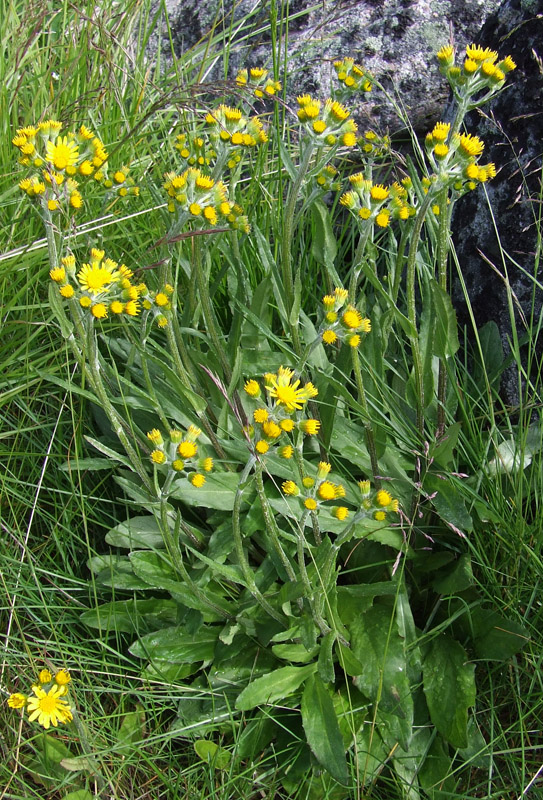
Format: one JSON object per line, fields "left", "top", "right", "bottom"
{"left": 1, "top": 3, "right": 542, "bottom": 799}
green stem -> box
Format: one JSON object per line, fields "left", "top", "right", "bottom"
{"left": 405, "top": 191, "right": 434, "bottom": 438}
{"left": 158, "top": 501, "right": 231, "bottom": 619}
{"left": 192, "top": 237, "right": 231, "bottom": 381}
{"left": 85, "top": 328, "right": 153, "bottom": 493}
{"left": 348, "top": 223, "right": 373, "bottom": 303}
{"left": 436, "top": 186, "right": 452, "bottom": 437}
{"left": 232, "top": 456, "right": 284, "bottom": 623}
{"left": 254, "top": 460, "right": 296, "bottom": 581}
{"left": 351, "top": 345, "right": 381, "bottom": 488}
{"left": 282, "top": 141, "right": 315, "bottom": 354}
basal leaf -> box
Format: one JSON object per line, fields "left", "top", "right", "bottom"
{"left": 350, "top": 605, "right": 413, "bottom": 737}
{"left": 301, "top": 674, "right": 349, "bottom": 785}
{"left": 129, "top": 625, "right": 218, "bottom": 663}
{"left": 235, "top": 664, "right": 317, "bottom": 710}
{"left": 422, "top": 635, "right": 476, "bottom": 748}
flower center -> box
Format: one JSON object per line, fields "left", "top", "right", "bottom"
{"left": 39, "top": 696, "right": 58, "bottom": 713}
{"left": 275, "top": 385, "right": 297, "bottom": 405}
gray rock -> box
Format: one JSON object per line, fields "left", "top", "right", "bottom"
{"left": 151, "top": 0, "right": 500, "bottom": 133}
{"left": 451, "top": 0, "right": 543, "bottom": 403}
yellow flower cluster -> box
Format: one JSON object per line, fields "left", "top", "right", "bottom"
{"left": 321, "top": 288, "right": 371, "bottom": 348}
{"left": 315, "top": 164, "right": 340, "bottom": 192}
{"left": 205, "top": 104, "right": 268, "bottom": 149}
{"left": 424, "top": 121, "right": 497, "bottom": 193}
{"left": 7, "top": 668, "right": 72, "bottom": 730}
{"left": 296, "top": 96, "right": 358, "bottom": 147}
{"left": 50, "top": 249, "right": 146, "bottom": 320}
{"left": 236, "top": 67, "right": 282, "bottom": 98}
{"left": 147, "top": 425, "right": 212, "bottom": 486}
{"left": 175, "top": 133, "right": 216, "bottom": 168}
{"left": 340, "top": 175, "right": 414, "bottom": 228}
{"left": 360, "top": 129, "right": 391, "bottom": 157}
{"left": 333, "top": 57, "right": 373, "bottom": 93}
{"left": 13, "top": 120, "right": 138, "bottom": 213}
{"left": 243, "top": 367, "right": 320, "bottom": 457}
{"left": 437, "top": 43, "right": 516, "bottom": 98}
{"left": 358, "top": 481, "right": 399, "bottom": 521}
{"left": 282, "top": 461, "right": 347, "bottom": 516}
{"left": 163, "top": 167, "right": 250, "bottom": 233}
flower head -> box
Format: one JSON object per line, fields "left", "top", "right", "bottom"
{"left": 26, "top": 684, "right": 72, "bottom": 729}
{"left": 266, "top": 366, "right": 316, "bottom": 412}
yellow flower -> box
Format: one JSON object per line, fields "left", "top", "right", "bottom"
{"left": 255, "top": 440, "right": 269, "bottom": 454}
{"left": 465, "top": 44, "right": 497, "bottom": 63}
{"left": 279, "top": 445, "right": 293, "bottom": 459}
{"left": 178, "top": 441, "right": 198, "bottom": 458}
{"left": 244, "top": 379, "right": 260, "bottom": 397}
{"left": 77, "top": 260, "right": 119, "bottom": 294}
{"left": 253, "top": 408, "right": 269, "bottom": 423}
{"left": 370, "top": 184, "right": 389, "bottom": 201}
{"left": 60, "top": 285, "right": 75, "bottom": 298}
{"left": 333, "top": 506, "right": 349, "bottom": 521}
{"left": 7, "top": 692, "right": 27, "bottom": 709}
{"left": 323, "top": 330, "right": 337, "bottom": 344}
{"left": 280, "top": 419, "right": 295, "bottom": 432}
{"left": 200, "top": 457, "right": 214, "bottom": 472}
{"left": 45, "top": 136, "right": 79, "bottom": 171}
{"left": 304, "top": 497, "right": 318, "bottom": 510}
{"left": 318, "top": 481, "right": 336, "bottom": 501}
{"left": 282, "top": 480, "right": 299, "bottom": 496}
{"left": 374, "top": 510, "right": 387, "bottom": 521}
{"left": 26, "top": 684, "right": 72, "bottom": 729}
{"left": 300, "top": 419, "right": 320, "bottom": 435}
{"left": 147, "top": 428, "right": 163, "bottom": 445}
{"left": 110, "top": 300, "right": 124, "bottom": 314}
{"left": 342, "top": 307, "right": 363, "bottom": 329}
{"left": 172, "top": 459, "right": 185, "bottom": 471}
{"left": 155, "top": 292, "right": 169, "bottom": 306}
{"left": 189, "top": 473, "right": 206, "bottom": 487}
{"left": 39, "top": 669, "right": 52, "bottom": 684}
{"left": 49, "top": 267, "right": 66, "bottom": 283}
{"left": 151, "top": 450, "right": 166, "bottom": 464}
{"left": 262, "top": 420, "right": 281, "bottom": 439}
{"left": 91, "top": 303, "right": 107, "bottom": 319}
{"left": 266, "top": 366, "right": 313, "bottom": 412}
{"left": 55, "top": 669, "right": 71, "bottom": 686}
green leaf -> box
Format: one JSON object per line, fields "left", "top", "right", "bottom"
{"left": 194, "top": 739, "right": 231, "bottom": 769}
{"left": 431, "top": 279, "right": 459, "bottom": 358}
{"left": 48, "top": 282, "right": 74, "bottom": 339}
{"left": 422, "top": 635, "right": 476, "bottom": 748}
{"left": 84, "top": 436, "right": 135, "bottom": 469}
{"left": 235, "top": 664, "right": 317, "bottom": 710}
{"left": 117, "top": 705, "right": 146, "bottom": 746}
{"left": 354, "top": 724, "right": 389, "bottom": 785}
{"left": 432, "top": 554, "right": 474, "bottom": 595}
{"left": 81, "top": 598, "right": 177, "bottom": 634}
{"left": 424, "top": 474, "right": 473, "bottom": 532}
{"left": 301, "top": 674, "right": 349, "bottom": 785}
{"left": 430, "top": 422, "right": 461, "bottom": 468}
{"left": 350, "top": 605, "right": 413, "bottom": 738}
{"left": 272, "top": 643, "right": 319, "bottom": 663}
{"left": 129, "top": 625, "right": 218, "bottom": 663}
{"left": 62, "top": 792, "right": 94, "bottom": 800}
{"left": 289, "top": 270, "right": 302, "bottom": 327}
{"left": 129, "top": 552, "right": 232, "bottom": 615}
{"left": 418, "top": 733, "right": 457, "bottom": 799}
{"left": 318, "top": 631, "right": 336, "bottom": 684}
{"left": 105, "top": 515, "right": 165, "bottom": 549}
{"left": 170, "top": 471, "right": 250, "bottom": 511}
{"left": 470, "top": 608, "right": 529, "bottom": 660}
{"left": 311, "top": 201, "right": 338, "bottom": 269}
